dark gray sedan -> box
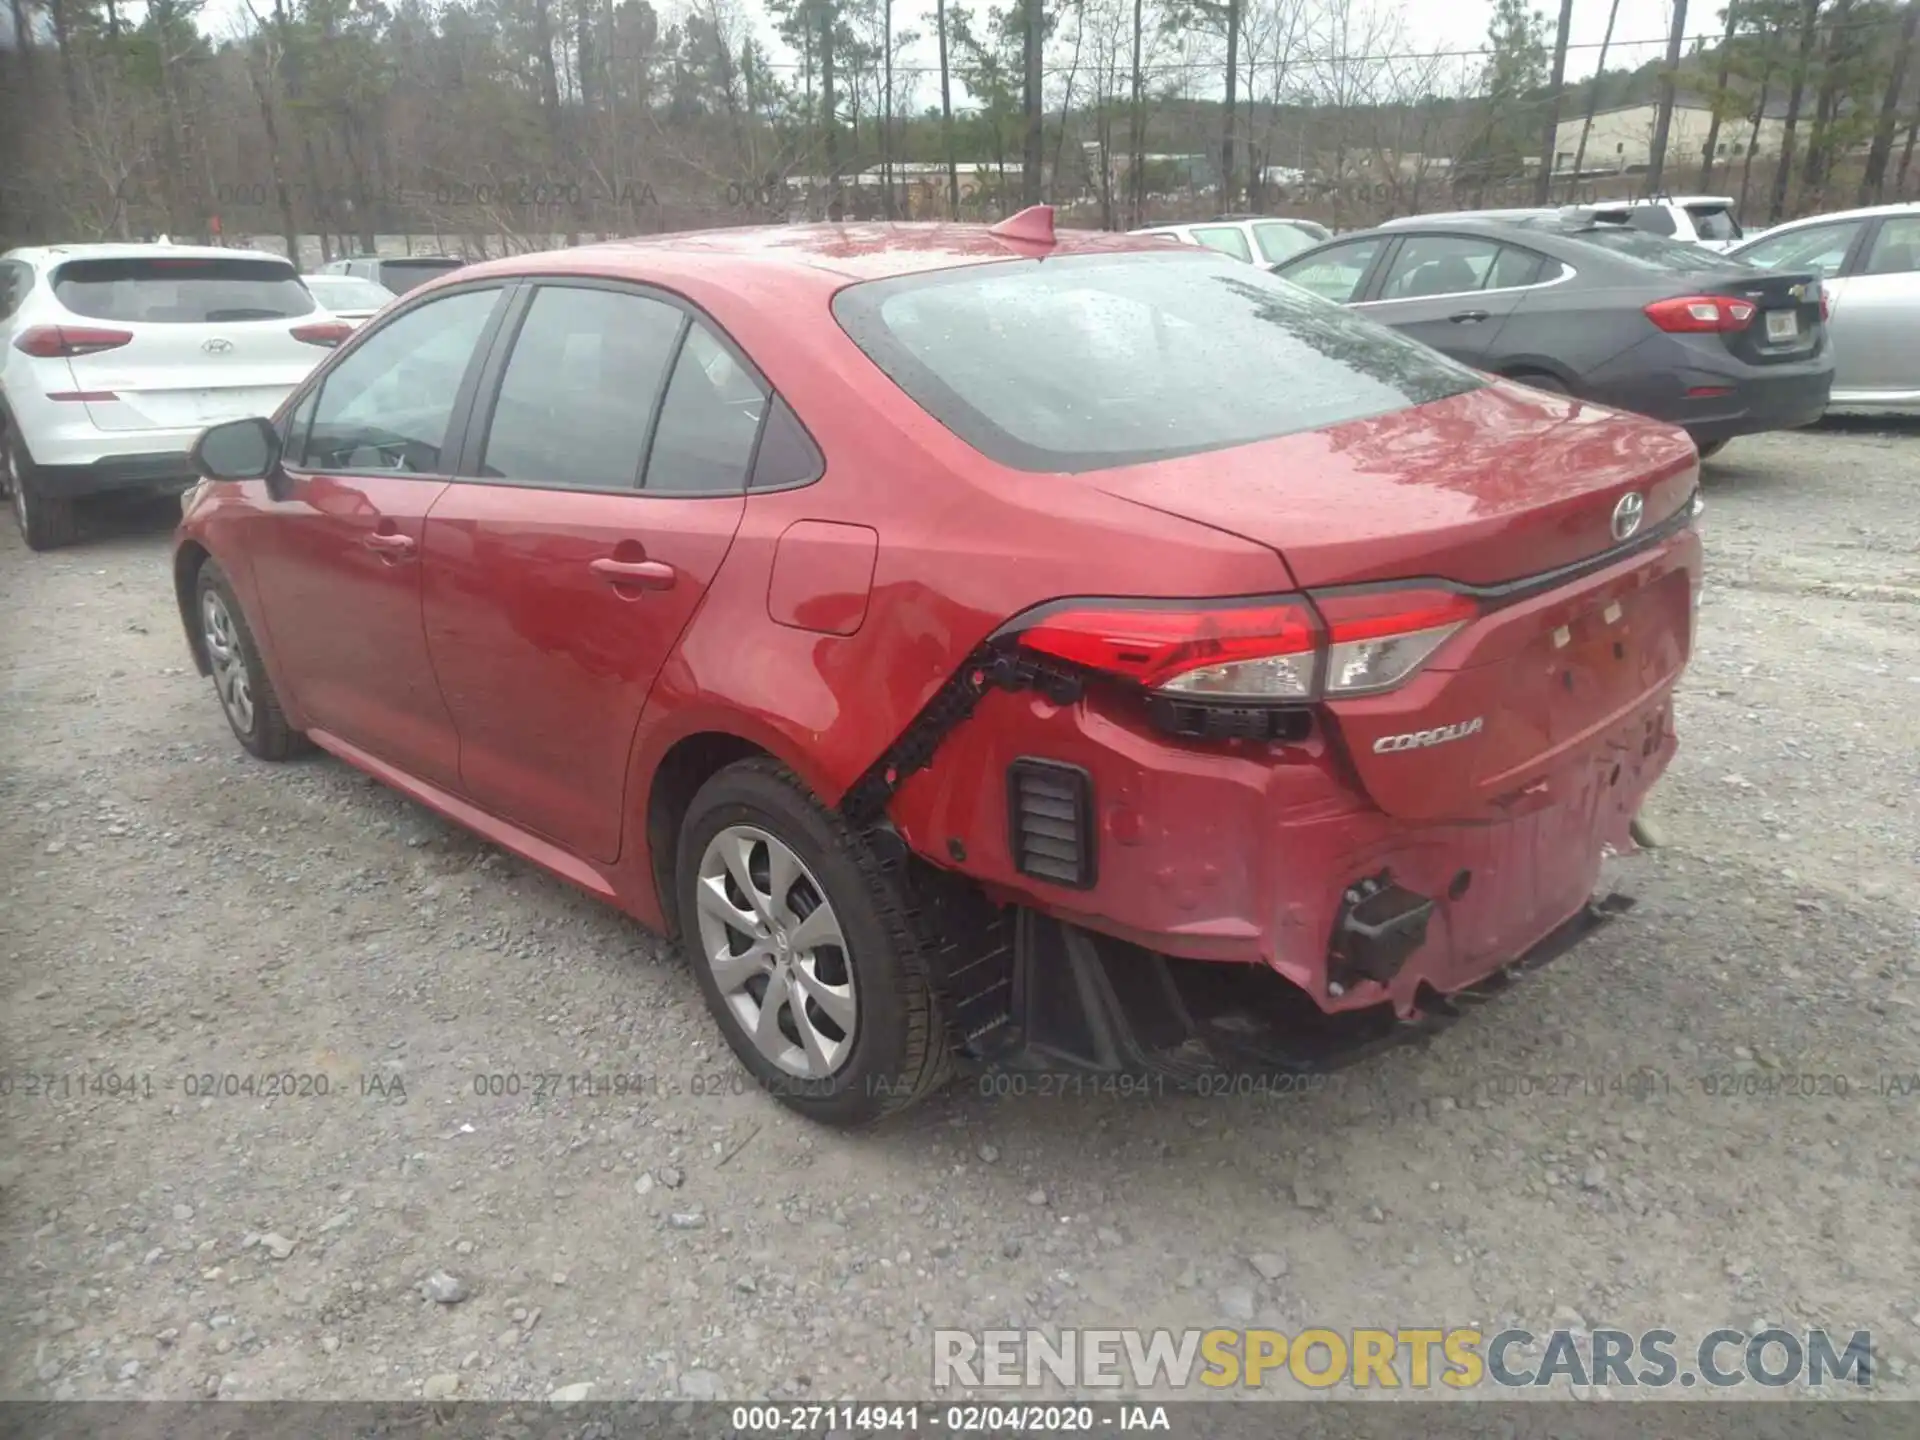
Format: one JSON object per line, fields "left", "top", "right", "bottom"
{"left": 1271, "top": 217, "right": 1833, "bottom": 456}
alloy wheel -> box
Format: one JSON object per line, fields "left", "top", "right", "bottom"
{"left": 201, "top": 589, "right": 256, "bottom": 734}
{"left": 693, "top": 824, "right": 856, "bottom": 1079}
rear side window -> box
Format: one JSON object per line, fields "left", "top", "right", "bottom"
{"left": 1189, "top": 225, "right": 1254, "bottom": 262}
{"left": 1488, "top": 246, "right": 1547, "bottom": 289}
{"left": 1687, "top": 205, "right": 1742, "bottom": 242}
{"left": 1378, "top": 235, "right": 1501, "bottom": 299}
{"left": 644, "top": 321, "right": 768, "bottom": 494}
{"left": 53, "top": 256, "right": 315, "bottom": 322}
{"left": 833, "top": 251, "right": 1480, "bottom": 474}
{"left": 479, "top": 285, "right": 684, "bottom": 490}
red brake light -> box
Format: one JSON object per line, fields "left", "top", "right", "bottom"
{"left": 1006, "top": 588, "right": 1476, "bottom": 702}
{"left": 1820, "top": 291, "right": 1830, "bottom": 321}
{"left": 1643, "top": 295, "right": 1755, "bottom": 333}
{"left": 13, "top": 324, "right": 135, "bottom": 358}
{"left": 291, "top": 320, "right": 354, "bottom": 348}
{"left": 1014, "top": 600, "right": 1317, "bottom": 693}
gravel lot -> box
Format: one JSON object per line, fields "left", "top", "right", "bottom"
{"left": 3, "top": 422, "right": 1917, "bottom": 1406}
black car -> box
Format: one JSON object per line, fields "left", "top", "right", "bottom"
{"left": 1271, "top": 218, "right": 1833, "bottom": 456}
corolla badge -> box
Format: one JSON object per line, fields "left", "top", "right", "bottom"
{"left": 1372, "top": 717, "right": 1485, "bottom": 754}
{"left": 1612, "top": 491, "right": 1645, "bottom": 541}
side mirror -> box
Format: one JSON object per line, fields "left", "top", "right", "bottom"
{"left": 190, "top": 416, "right": 280, "bottom": 482}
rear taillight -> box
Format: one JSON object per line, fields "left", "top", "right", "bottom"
{"left": 291, "top": 320, "right": 354, "bottom": 348}
{"left": 1004, "top": 588, "right": 1477, "bottom": 703}
{"left": 1819, "top": 291, "right": 1830, "bottom": 322}
{"left": 12, "top": 324, "right": 134, "bottom": 358}
{"left": 1316, "top": 588, "right": 1479, "bottom": 697}
{"left": 1643, "top": 295, "right": 1755, "bottom": 333}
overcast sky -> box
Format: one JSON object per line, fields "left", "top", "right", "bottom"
{"left": 174, "top": 0, "right": 1697, "bottom": 100}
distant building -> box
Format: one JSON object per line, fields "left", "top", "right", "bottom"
{"left": 1553, "top": 98, "right": 1793, "bottom": 175}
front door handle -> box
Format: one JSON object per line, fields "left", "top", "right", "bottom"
{"left": 589, "top": 556, "right": 677, "bottom": 591}
{"left": 363, "top": 530, "right": 415, "bottom": 558}
{"left": 1449, "top": 309, "right": 1490, "bottom": 324}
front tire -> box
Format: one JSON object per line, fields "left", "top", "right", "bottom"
{"left": 675, "top": 758, "right": 951, "bottom": 1125}
{"left": 5, "top": 431, "right": 79, "bottom": 551}
{"left": 195, "top": 561, "right": 303, "bottom": 760}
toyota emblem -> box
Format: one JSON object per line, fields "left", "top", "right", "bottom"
{"left": 202, "top": 338, "right": 233, "bottom": 354}
{"left": 1611, "top": 491, "right": 1645, "bottom": 542}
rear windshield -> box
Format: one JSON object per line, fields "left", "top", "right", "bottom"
{"left": 1686, "top": 204, "right": 1743, "bottom": 241}
{"left": 832, "top": 251, "right": 1481, "bottom": 473}
{"left": 1523, "top": 223, "right": 1752, "bottom": 273}
{"left": 53, "top": 256, "right": 315, "bottom": 322}
{"left": 379, "top": 259, "right": 462, "bottom": 292}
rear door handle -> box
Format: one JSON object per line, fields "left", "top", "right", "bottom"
{"left": 1449, "top": 309, "right": 1490, "bottom": 324}
{"left": 363, "top": 531, "right": 415, "bottom": 558}
{"left": 589, "top": 556, "right": 677, "bottom": 591}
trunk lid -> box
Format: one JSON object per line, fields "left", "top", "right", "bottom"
{"left": 1696, "top": 267, "right": 1825, "bottom": 365}
{"left": 51, "top": 254, "right": 327, "bottom": 432}
{"left": 1085, "top": 382, "right": 1699, "bottom": 590}
{"left": 1085, "top": 383, "right": 1702, "bottom": 823}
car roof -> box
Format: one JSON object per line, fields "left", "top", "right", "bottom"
{"left": 456, "top": 222, "right": 1178, "bottom": 292}
{"left": 1737, "top": 201, "right": 1920, "bottom": 235}
{"left": 3, "top": 242, "right": 293, "bottom": 268}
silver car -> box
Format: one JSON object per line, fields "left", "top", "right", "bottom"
{"left": 1729, "top": 203, "right": 1920, "bottom": 415}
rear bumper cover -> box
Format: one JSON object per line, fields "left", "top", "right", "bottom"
{"left": 1587, "top": 336, "right": 1833, "bottom": 441}
{"left": 30, "top": 453, "right": 197, "bottom": 498}
{"left": 967, "top": 894, "right": 1633, "bottom": 1082}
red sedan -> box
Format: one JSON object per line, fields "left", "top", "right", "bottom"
{"left": 173, "top": 209, "right": 1701, "bottom": 1124}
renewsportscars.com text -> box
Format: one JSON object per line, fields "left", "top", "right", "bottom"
{"left": 932, "top": 1326, "right": 1875, "bottom": 1391}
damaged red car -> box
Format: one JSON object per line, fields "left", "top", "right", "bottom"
{"left": 173, "top": 209, "right": 1701, "bottom": 1124}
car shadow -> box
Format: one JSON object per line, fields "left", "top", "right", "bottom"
{"left": 65, "top": 492, "right": 183, "bottom": 549}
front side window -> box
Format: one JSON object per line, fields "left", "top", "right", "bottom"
{"left": 1275, "top": 237, "right": 1384, "bottom": 303}
{"left": 1190, "top": 225, "right": 1254, "bottom": 262}
{"left": 1378, "top": 235, "right": 1502, "bottom": 300}
{"left": 834, "top": 251, "right": 1480, "bottom": 473}
{"left": 1736, "top": 221, "right": 1864, "bottom": 279}
{"left": 298, "top": 288, "right": 500, "bottom": 473}
{"left": 644, "top": 321, "right": 769, "bottom": 494}
{"left": 1862, "top": 217, "right": 1920, "bottom": 276}
{"left": 479, "top": 286, "right": 684, "bottom": 491}
{"left": 53, "top": 256, "right": 315, "bottom": 323}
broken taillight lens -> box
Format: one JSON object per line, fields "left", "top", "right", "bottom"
{"left": 1003, "top": 588, "right": 1477, "bottom": 703}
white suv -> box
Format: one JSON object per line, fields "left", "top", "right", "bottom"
{"left": 0, "top": 243, "right": 348, "bottom": 549}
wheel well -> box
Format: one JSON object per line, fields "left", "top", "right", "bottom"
{"left": 174, "top": 542, "right": 213, "bottom": 674}
{"left": 646, "top": 732, "right": 771, "bottom": 939}
{"left": 1500, "top": 364, "right": 1570, "bottom": 389}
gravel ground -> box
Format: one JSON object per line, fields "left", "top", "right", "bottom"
{"left": 2, "top": 422, "right": 1917, "bottom": 1406}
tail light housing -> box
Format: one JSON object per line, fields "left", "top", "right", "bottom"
{"left": 13, "top": 324, "right": 134, "bottom": 358}
{"left": 291, "top": 320, "right": 355, "bottom": 348}
{"left": 1643, "top": 295, "right": 1755, "bottom": 333}
{"left": 1002, "top": 587, "right": 1477, "bottom": 704}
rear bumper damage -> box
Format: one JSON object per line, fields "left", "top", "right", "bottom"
{"left": 959, "top": 895, "right": 1634, "bottom": 1083}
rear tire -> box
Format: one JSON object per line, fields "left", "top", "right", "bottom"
{"left": 1506, "top": 370, "right": 1570, "bottom": 396}
{"left": 675, "top": 758, "right": 951, "bottom": 1126}
{"left": 5, "top": 432, "right": 79, "bottom": 551}
{"left": 194, "top": 560, "right": 303, "bottom": 761}
{"left": 1694, "top": 438, "right": 1729, "bottom": 460}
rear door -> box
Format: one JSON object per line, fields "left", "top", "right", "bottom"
{"left": 248, "top": 283, "right": 509, "bottom": 791}
{"left": 52, "top": 254, "right": 330, "bottom": 431}
{"left": 1355, "top": 232, "right": 1520, "bottom": 362}
{"left": 420, "top": 281, "right": 755, "bottom": 861}
{"left": 1826, "top": 214, "right": 1920, "bottom": 397}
